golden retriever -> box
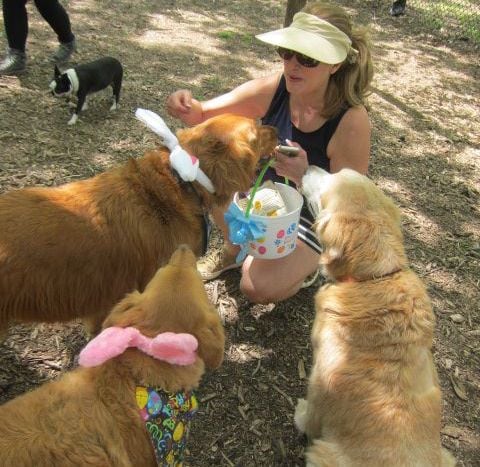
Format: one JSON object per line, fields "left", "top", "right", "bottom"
{"left": 296, "top": 167, "right": 455, "bottom": 466}
{"left": 0, "top": 244, "right": 225, "bottom": 466}
{"left": 0, "top": 114, "right": 277, "bottom": 335}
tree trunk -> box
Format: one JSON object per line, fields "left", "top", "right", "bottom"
{"left": 284, "top": 0, "right": 307, "bottom": 26}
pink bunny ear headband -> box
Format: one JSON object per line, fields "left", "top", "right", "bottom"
{"left": 78, "top": 327, "right": 198, "bottom": 368}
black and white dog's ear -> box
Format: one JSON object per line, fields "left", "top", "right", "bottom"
{"left": 54, "top": 64, "right": 61, "bottom": 77}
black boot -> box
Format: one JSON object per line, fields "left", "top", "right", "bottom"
{"left": 390, "top": 0, "right": 407, "bottom": 16}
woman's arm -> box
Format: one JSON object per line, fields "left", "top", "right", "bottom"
{"left": 166, "top": 73, "right": 281, "bottom": 126}
{"left": 327, "top": 106, "right": 371, "bottom": 175}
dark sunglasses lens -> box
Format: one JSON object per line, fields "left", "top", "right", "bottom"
{"left": 277, "top": 47, "right": 294, "bottom": 60}
{"left": 277, "top": 47, "right": 319, "bottom": 67}
{"left": 297, "top": 54, "right": 320, "bottom": 67}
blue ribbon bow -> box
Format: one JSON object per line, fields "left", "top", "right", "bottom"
{"left": 224, "top": 202, "right": 266, "bottom": 263}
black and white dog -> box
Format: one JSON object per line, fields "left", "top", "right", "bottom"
{"left": 49, "top": 56, "right": 123, "bottom": 125}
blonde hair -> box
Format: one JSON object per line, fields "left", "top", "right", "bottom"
{"left": 303, "top": 1, "right": 374, "bottom": 119}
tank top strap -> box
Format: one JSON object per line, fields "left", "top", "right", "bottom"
{"left": 261, "top": 75, "right": 291, "bottom": 143}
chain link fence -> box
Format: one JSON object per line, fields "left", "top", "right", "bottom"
{"left": 397, "top": 0, "right": 479, "bottom": 44}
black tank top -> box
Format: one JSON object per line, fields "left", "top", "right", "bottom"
{"left": 261, "top": 75, "right": 348, "bottom": 185}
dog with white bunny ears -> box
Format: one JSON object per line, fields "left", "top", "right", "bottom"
{"left": 0, "top": 110, "right": 277, "bottom": 337}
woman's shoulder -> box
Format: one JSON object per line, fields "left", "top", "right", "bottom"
{"left": 338, "top": 105, "right": 370, "bottom": 133}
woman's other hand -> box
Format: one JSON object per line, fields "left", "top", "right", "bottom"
{"left": 166, "top": 90, "right": 203, "bottom": 126}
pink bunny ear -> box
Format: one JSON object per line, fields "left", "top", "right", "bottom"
{"left": 79, "top": 327, "right": 140, "bottom": 367}
{"left": 148, "top": 332, "right": 198, "bottom": 366}
{"left": 78, "top": 327, "right": 199, "bottom": 368}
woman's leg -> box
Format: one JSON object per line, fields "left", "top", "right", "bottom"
{"left": 240, "top": 240, "right": 320, "bottom": 304}
{"left": 3, "top": 0, "right": 29, "bottom": 51}
{"left": 34, "top": 0, "right": 74, "bottom": 43}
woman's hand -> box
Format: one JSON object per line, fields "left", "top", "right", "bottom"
{"left": 273, "top": 140, "right": 309, "bottom": 186}
{"left": 166, "top": 90, "right": 203, "bottom": 125}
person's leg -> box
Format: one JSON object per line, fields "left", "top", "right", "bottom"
{"left": 34, "top": 0, "right": 76, "bottom": 62}
{"left": 240, "top": 240, "right": 320, "bottom": 304}
{"left": 3, "top": 0, "right": 29, "bottom": 51}
{"left": 34, "top": 0, "right": 74, "bottom": 43}
{"left": 0, "top": 0, "right": 28, "bottom": 75}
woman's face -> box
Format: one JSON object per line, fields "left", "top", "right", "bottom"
{"left": 282, "top": 54, "right": 340, "bottom": 97}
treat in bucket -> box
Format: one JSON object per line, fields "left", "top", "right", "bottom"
{"left": 225, "top": 160, "right": 304, "bottom": 262}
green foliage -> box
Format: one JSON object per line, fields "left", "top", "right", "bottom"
{"left": 409, "top": 0, "right": 479, "bottom": 43}
{"left": 217, "top": 30, "right": 256, "bottom": 44}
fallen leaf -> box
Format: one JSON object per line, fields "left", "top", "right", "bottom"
{"left": 449, "top": 374, "right": 469, "bottom": 401}
{"left": 442, "top": 425, "right": 463, "bottom": 438}
{"left": 298, "top": 359, "right": 307, "bottom": 379}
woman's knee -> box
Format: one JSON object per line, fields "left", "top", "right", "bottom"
{"left": 239, "top": 275, "right": 273, "bottom": 304}
{"left": 239, "top": 264, "right": 300, "bottom": 304}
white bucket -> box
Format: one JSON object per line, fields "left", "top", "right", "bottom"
{"left": 234, "top": 183, "right": 303, "bottom": 259}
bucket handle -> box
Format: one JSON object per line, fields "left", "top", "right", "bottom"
{"left": 245, "top": 159, "right": 274, "bottom": 218}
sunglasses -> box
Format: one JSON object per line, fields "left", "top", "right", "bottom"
{"left": 277, "top": 47, "right": 320, "bottom": 68}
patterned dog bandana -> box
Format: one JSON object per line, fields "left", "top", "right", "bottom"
{"left": 136, "top": 385, "right": 198, "bottom": 466}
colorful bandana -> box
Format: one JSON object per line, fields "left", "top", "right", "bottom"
{"left": 136, "top": 385, "right": 198, "bottom": 466}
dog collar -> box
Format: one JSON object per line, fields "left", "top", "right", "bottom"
{"left": 169, "top": 169, "right": 211, "bottom": 256}
{"left": 65, "top": 68, "right": 79, "bottom": 94}
{"left": 337, "top": 268, "right": 403, "bottom": 283}
{"left": 136, "top": 385, "right": 198, "bottom": 465}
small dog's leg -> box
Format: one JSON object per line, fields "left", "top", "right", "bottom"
{"left": 69, "top": 93, "right": 85, "bottom": 125}
{"left": 68, "top": 114, "right": 78, "bottom": 125}
{"left": 81, "top": 97, "right": 88, "bottom": 111}
{"left": 110, "top": 76, "right": 122, "bottom": 111}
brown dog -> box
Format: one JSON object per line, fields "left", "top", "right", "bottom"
{"left": 296, "top": 167, "right": 455, "bottom": 466}
{"left": 0, "top": 244, "right": 225, "bottom": 466}
{"left": 0, "top": 114, "right": 277, "bottom": 335}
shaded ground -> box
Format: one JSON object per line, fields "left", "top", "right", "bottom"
{"left": 0, "top": 0, "right": 478, "bottom": 465}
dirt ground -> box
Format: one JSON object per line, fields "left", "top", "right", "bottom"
{"left": 0, "top": 0, "right": 479, "bottom": 465}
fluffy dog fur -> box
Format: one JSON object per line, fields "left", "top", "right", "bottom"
{"left": 296, "top": 167, "right": 455, "bottom": 466}
{"left": 0, "top": 114, "right": 277, "bottom": 335}
{"left": 0, "top": 244, "right": 225, "bottom": 466}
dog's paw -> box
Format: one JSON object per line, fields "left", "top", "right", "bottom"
{"left": 294, "top": 398, "right": 308, "bottom": 433}
{"left": 110, "top": 101, "right": 118, "bottom": 111}
{"left": 68, "top": 114, "right": 78, "bottom": 125}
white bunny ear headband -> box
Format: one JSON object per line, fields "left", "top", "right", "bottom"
{"left": 135, "top": 108, "right": 215, "bottom": 194}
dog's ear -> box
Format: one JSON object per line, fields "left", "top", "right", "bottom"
{"left": 195, "top": 307, "right": 225, "bottom": 369}
{"left": 102, "top": 291, "right": 142, "bottom": 329}
{"left": 320, "top": 212, "right": 407, "bottom": 279}
{"left": 54, "top": 64, "right": 61, "bottom": 77}
{"left": 256, "top": 124, "right": 278, "bottom": 157}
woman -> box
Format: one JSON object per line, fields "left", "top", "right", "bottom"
{"left": 166, "top": 1, "right": 373, "bottom": 304}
